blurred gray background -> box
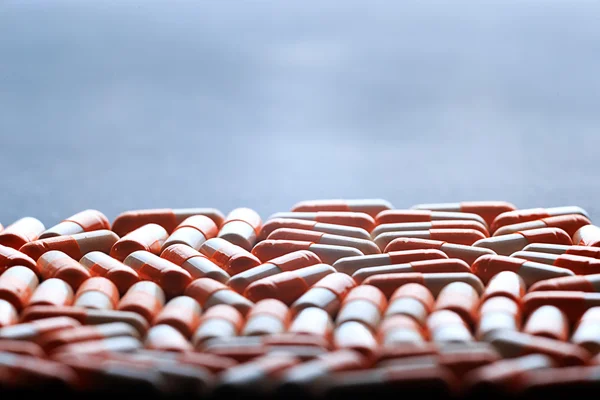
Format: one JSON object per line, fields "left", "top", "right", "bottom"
{"left": 1, "top": 0, "right": 599, "bottom": 227}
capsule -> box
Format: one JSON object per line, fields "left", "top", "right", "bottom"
{"left": 217, "top": 208, "right": 262, "bottom": 251}
{"left": 0, "top": 316, "right": 80, "bottom": 341}
{"left": 228, "top": 250, "right": 321, "bottom": 294}
{"left": 363, "top": 272, "right": 484, "bottom": 298}
{"left": 494, "top": 214, "right": 591, "bottom": 237}
{"left": 0, "top": 300, "right": 18, "bottom": 327}
{"left": 27, "top": 278, "right": 74, "bottom": 307}
{"left": 335, "top": 286, "right": 386, "bottom": 332}
{"left": 0, "top": 352, "right": 79, "bottom": 388}
{"left": 74, "top": 277, "right": 120, "bottom": 310}
{"left": 0, "top": 245, "right": 37, "bottom": 274}
{"left": 490, "top": 206, "right": 589, "bottom": 233}
{"left": 110, "top": 223, "right": 168, "bottom": 261}
{"left": 123, "top": 250, "right": 192, "bottom": 298}
{"left": 410, "top": 201, "right": 516, "bottom": 226}
{"left": 481, "top": 271, "right": 526, "bottom": 304}
{"left": 571, "top": 307, "right": 600, "bottom": 354}
{"left": 39, "top": 209, "right": 111, "bottom": 238}
{"left": 245, "top": 264, "right": 336, "bottom": 305}
{"left": 268, "top": 228, "right": 380, "bottom": 255}
{"left": 242, "top": 299, "right": 290, "bottom": 336}
{"left": 378, "top": 315, "right": 427, "bottom": 344}
{"left": 161, "top": 215, "right": 218, "bottom": 252}
{"left": 289, "top": 307, "right": 334, "bottom": 339}
{"left": 434, "top": 282, "right": 480, "bottom": 327}
{"left": 523, "top": 243, "right": 600, "bottom": 259}
{"left": 291, "top": 199, "right": 392, "bottom": 218}
{"left": 376, "top": 209, "right": 487, "bottom": 228}
{"left": 0, "top": 266, "right": 39, "bottom": 310}
{"left": 267, "top": 211, "right": 376, "bottom": 232}
{"left": 375, "top": 229, "right": 486, "bottom": 250}
{"left": 0, "top": 340, "right": 45, "bottom": 357}
{"left": 39, "top": 322, "right": 140, "bottom": 353}
{"left": 523, "top": 305, "right": 569, "bottom": 341}
{"left": 427, "top": 310, "right": 474, "bottom": 343}
{"left": 52, "top": 336, "right": 143, "bottom": 356}
{"left": 473, "top": 227, "right": 572, "bottom": 256}
{"left": 332, "top": 249, "right": 448, "bottom": 276}
{"left": 111, "top": 208, "right": 225, "bottom": 236}
{"left": 0, "top": 217, "right": 45, "bottom": 249}
{"left": 20, "top": 230, "right": 120, "bottom": 262}
{"left": 36, "top": 250, "right": 91, "bottom": 289}
{"left": 117, "top": 281, "right": 165, "bottom": 322}
{"left": 145, "top": 324, "right": 193, "bottom": 352}
{"left": 259, "top": 218, "right": 371, "bottom": 241}
{"left": 192, "top": 304, "right": 243, "bottom": 348}
{"left": 79, "top": 251, "right": 140, "bottom": 295}
{"left": 352, "top": 258, "right": 471, "bottom": 284}
{"left": 477, "top": 297, "right": 521, "bottom": 340}
{"left": 573, "top": 224, "right": 600, "bottom": 247}
{"left": 185, "top": 277, "right": 254, "bottom": 316}
{"left": 384, "top": 283, "right": 435, "bottom": 326}
{"left": 516, "top": 365, "right": 600, "bottom": 396}
{"left": 153, "top": 296, "right": 202, "bottom": 338}
{"left": 252, "top": 239, "right": 363, "bottom": 265}
{"left": 523, "top": 291, "right": 600, "bottom": 324}
{"left": 529, "top": 274, "right": 600, "bottom": 292}
{"left": 160, "top": 244, "right": 229, "bottom": 283}
{"left": 383, "top": 237, "right": 496, "bottom": 266}
{"left": 372, "top": 220, "right": 490, "bottom": 239}
{"left": 333, "top": 321, "right": 378, "bottom": 358}
{"left": 199, "top": 237, "right": 261, "bottom": 275}
{"left": 472, "top": 254, "right": 575, "bottom": 287}
{"left": 510, "top": 251, "right": 600, "bottom": 276}
{"left": 289, "top": 272, "right": 356, "bottom": 315}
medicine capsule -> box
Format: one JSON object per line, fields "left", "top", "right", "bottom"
{"left": 372, "top": 220, "right": 490, "bottom": 239}
{"left": 289, "top": 307, "right": 334, "bottom": 339}
{"left": 384, "top": 283, "right": 434, "bottom": 326}
{"left": 523, "top": 305, "right": 569, "bottom": 341}
{"left": 242, "top": 299, "right": 290, "bottom": 336}
{"left": 20, "top": 230, "right": 119, "bottom": 261}
{"left": 200, "top": 237, "right": 261, "bottom": 275}
{"left": 117, "top": 281, "right": 165, "bottom": 322}
{"left": 161, "top": 215, "right": 218, "bottom": 252}
{"left": 111, "top": 208, "right": 225, "bottom": 236}
{"left": 516, "top": 365, "right": 600, "bottom": 396}
{"left": 0, "top": 245, "right": 37, "bottom": 274}
{"left": 0, "top": 300, "right": 18, "bottom": 327}
{"left": 160, "top": 244, "right": 229, "bottom": 283}
{"left": 39, "top": 209, "right": 111, "bottom": 239}
{"left": 0, "top": 316, "right": 80, "bottom": 341}
{"left": 352, "top": 258, "right": 471, "bottom": 284}
{"left": 228, "top": 250, "right": 321, "bottom": 294}
{"left": 217, "top": 208, "right": 262, "bottom": 251}
{"left": 74, "top": 277, "right": 120, "bottom": 310}
{"left": 363, "top": 272, "right": 484, "bottom": 298}
{"left": 27, "top": 278, "right": 74, "bottom": 307}
{"left": 268, "top": 211, "right": 376, "bottom": 232}
{"left": 481, "top": 271, "right": 526, "bottom": 304}
{"left": 39, "top": 322, "right": 140, "bottom": 353}
{"left": 375, "top": 229, "right": 486, "bottom": 250}
{"left": 476, "top": 297, "right": 521, "bottom": 341}
{"left": 376, "top": 209, "right": 487, "bottom": 228}
{"left": 523, "top": 243, "right": 600, "bottom": 259}
{"left": 153, "top": 296, "right": 202, "bottom": 338}
{"left": 36, "top": 250, "right": 91, "bottom": 289}
{"left": 522, "top": 291, "right": 600, "bottom": 324}
{"left": 123, "top": 250, "right": 192, "bottom": 298}
{"left": 0, "top": 352, "right": 78, "bottom": 387}
{"left": 259, "top": 218, "right": 371, "bottom": 241}
{"left": 245, "top": 264, "right": 336, "bottom": 305}
{"left": 289, "top": 272, "right": 356, "bottom": 315}
{"left": 378, "top": 315, "right": 427, "bottom": 344}
{"left": 268, "top": 228, "right": 380, "bottom": 255}
{"left": 252, "top": 239, "right": 363, "bottom": 265}
{"left": 427, "top": 310, "right": 474, "bottom": 343}
{"left": 0, "top": 266, "right": 39, "bottom": 310}
{"left": 291, "top": 199, "right": 393, "bottom": 218}
{"left": 0, "top": 340, "right": 45, "bottom": 357}
{"left": 145, "top": 324, "right": 193, "bottom": 352}
{"left": 434, "top": 282, "right": 480, "bottom": 327}
{"left": 510, "top": 251, "right": 600, "bottom": 276}
{"left": 333, "top": 321, "right": 378, "bottom": 358}
{"left": 472, "top": 255, "right": 574, "bottom": 287}
{"left": 52, "top": 336, "right": 143, "bottom": 356}
{"left": 192, "top": 304, "right": 243, "bottom": 348}
{"left": 573, "top": 224, "right": 600, "bottom": 247}
{"left": 110, "top": 223, "right": 168, "bottom": 261}
{"left": 79, "top": 251, "right": 140, "bottom": 295}
{"left": 473, "top": 227, "right": 572, "bottom": 256}
{"left": 571, "top": 307, "right": 600, "bottom": 354}
{"left": 336, "top": 285, "right": 387, "bottom": 330}
{"left": 490, "top": 206, "right": 589, "bottom": 234}
{"left": 0, "top": 217, "right": 45, "bottom": 249}
{"left": 383, "top": 237, "right": 496, "bottom": 266}
{"left": 411, "top": 201, "right": 516, "bottom": 226}
{"left": 494, "top": 214, "right": 591, "bottom": 237}
{"left": 333, "top": 249, "right": 448, "bottom": 276}
{"left": 185, "top": 277, "right": 254, "bottom": 316}
{"left": 529, "top": 274, "right": 600, "bottom": 292}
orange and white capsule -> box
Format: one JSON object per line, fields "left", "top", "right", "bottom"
{"left": 0, "top": 340, "right": 45, "bottom": 357}
{"left": 289, "top": 272, "right": 357, "bottom": 315}
{"left": 192, "top": 304, "right": 243, "bottom": 348}
{"left": 0, "top": 316, "right": 80, "bottom": 341}
{"left": 434, "top": 282, "right": 480, "bottom": 327}
{"left": 39, "top": 322, "right": 139, "bottom": 353}
{"left": 336, "top": 285, "right": 387, "bottom": 330}
{"left": 378, "top": 314, "right": 427, "bottom": 344}
{"left": 472, "top": 254, "right": 574, "bottom": 287}
{"left": 51, "top": 336, "right": 143, "bottom": 356}
{"left": 0, "top": 245, "right": 37, "bottom": 274}
{"left": 481, "top": 271, "right": 526, "bottom": 303}
{"left": 36, "top": 250, "right": 91, "bottom": 289}
{"left": 332, "top": 249, "right": 448, "bottom": 276}
{"left": 217, "top": 208, "right": 262, "bottom": 251}
{"left": 20, "top": 230, "right": 119, "bottom": 261}
{"left": 372, "top": 220, "right": 490, "bottom": 239}
{"left": 511, "top": 251, "right": 600, "bottom": 276}
{"left": 153, "top": 295, "right": 202, "bottom": 338}
{"left": 110, "top": 223, "right": 168, "bottom": 261}
{"left": 251, "top": 240, "right": 363, "bottom": 265}
{"left": 185, "top": 277, "right": 254, "bottom": 316}
{"left": 383, "top": 237, "right": 496, "bottom": 266}
{"left": 490, "top": 206, "right": 589, "bottom": 233}
{"left": 161, "top": 215, "right": 218, "bottom": 252}
{"left": 28, "top": 278, "right": 74, "bottom": 307}
{"left": 267, "top": 212, "right": 376, "bottom": 232}
{"left": 523, "top": 305, "right": 569, "bottom": 341}
{"left": 476, "top": 297, "right": 521, "bottom": 340}
{"left": 427, "top": 310, "right": 474, "bottom": 343}
{"left": 39, "top": 209, "right": 111, "bottom": 239}
{"left": 259, "top": 218, "right": 371, "bottom": 241}
{"left": 384, "top": 283, "right": 434, "bottom": 326}
{"left": 242, "top": 299, "right": 290, "bottom": 336}
{"left": 74, "top": 277, "right": 119, "bottom": 310}
{"left": 530, "top": 274, "right": 600, "bottom": 293}
{"left": 291, "top": 199, "right": 393, "bottom": 218}
{"left": 0, "top": 266, "right": 38, "bottom": 310}
{"left": 123, "top": 250, "right": 192, "bottom": 298}
{"left": 522, "top": 291, "right": 600, "bottom": 323}
{"left": 145, "top": 324, "right": 193, "bottom": 352}
{"left": 571, "top": 307, "right": 600, "bottom": 354}
{"left": 200, "top": 237, "right": 261, "bottom": 276}
{"left": 352, "top": 259, "right": 471, "bottom": 284}
{"left": 493, "top": 214, "right": 591, "bottom": 237}
{"left": 363, "top": 272, "right": 484, "bottom": 298}
{"left": 411, "top": 201, "right": 516, "bottom": 226}
{"left": 160, "top": 244, "right": 229, "bottom": 283}
{"left": 333, "top": 321, "right": 378, "bottom": 357}
{"left": 473, "top": 227, "right": 572, "bottom": 256}
{"left": 245, "top": 264, "right": 336, "bottom": 305}
{"left": 573, "top": 224, "right": 600, "bottom": 247}
{"left": 0, "top": 217, "right": 45, "bottom": 249}
{"left": 376, "top": 209, "right": 487, "bottom": 228}
{"left": 268, "top": 228, "right": 380, "bottom": 255}
{"left": 228, "top": 250, "right": 321, "bottom": 294}
{"left": 375, "top": 229, "right": 486, "bottom": 250}
{"left": 523, "top": 243, "right": 600, "bottom": 259}
{"left": 117, "top": 281, "right": 165, "bottom": 322}
{"left": 289, "top": 307, "right": 334, "bottom": 339}
{"left": 111, "top": 208, "right": 225, "bottom": 236}
{"left": 79, "top": 251, "right": 140, "bottom": 295}
{"left": 0, "top": 300, "right": 18, "bottom": 327}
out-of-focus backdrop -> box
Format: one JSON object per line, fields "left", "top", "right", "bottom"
{"left": 1, "top": 0, "right": 599, "bottom": 227}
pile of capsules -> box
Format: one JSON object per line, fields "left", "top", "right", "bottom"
{"left": 1, "top": 200, "right": 600, "bottom": 398}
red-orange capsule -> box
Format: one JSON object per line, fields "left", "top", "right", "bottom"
{"left": 39, "top": 209, "right": 111, "bottom": 238}
{"left": 218, "top": 208, "right": 262, "bottom": 251}
{"left": 411, "top": 201, "right": 517, "bottom": 226}
{"left": 0, "top": 245, "right": 37, "bottom": 274}
{"left": 490, "top": 206, "right": 589, "bottom": 233}
{"left": 123, "top": 250, "right": 192, "bottom": 298}
{"left": 245, "top": 264, "right": 336, "bottom": 305}
{"left": 374, "top": 229, "right": 486, "bottom": 250}
{"left": 200, "top": 237, "right": 261, "bottom": 276}
{"left": 51, "top": 336, "right": 143, "bottom": 356}
{"left": 0, "top": 300, "right": 18, "bottom": 328}
{"left": 333, "top": 321, "right": 378, "bottom": 358}
{"left": 74, "top": 277, "right": 120, "bottom": 310}
{"left": 512, "top": 251, "right": 600, "bottom": 275}
{"left": 20, "top": 230, "right": 119, "bottom": 261}
{"left": 185, "top": 277, "right": 254, "bottom": 316}
{"left": 258, "top": 218, "right": 371, "bottom": 241}
{"left": 573, "top": 224, "right": 600, "bottom": 247}
{"left": 378, "top": 315, "right": 427, "bottom": 344}
{"left": 117, "top": 281, "right": 165, "bottom": 322}
{"left": 515, "top": 365, "right": 600, "bottom": 395}
{"left": 528, "top": 274, "right": 600, "bottom": 292}
{"left": 333, "top": 249, "right": 448, "bottom": 276}
{"left": 0, "top": 266, "right": 39, "bottom": 310}
{"left": 161, "top": 215, "right": 218, "bottom": 252}
{"left": 0, "top": 316, "right": 80, "bottom": 341}
{"left": 153, "top": 295, "right": 202, "bottom": 338}
{"left": 481, "top": 271, "right": 526, "bottom": 304}
{"left": 36, "top": 250, "right": 91, "bottom": 289}
{"left": 267, "top": 211, "right": 376, "bottom": 232}
{"left": 0, "top": 352, "right": 78, "bottom": 387}
{"left": 289, "top": 307, "right": 334, "bottom": 339}
{"left": 292, "top": 199, "right": 393, "bottom": 218}
{"left": 242, "top": 299, "right": 290, "bottom": 336}
{"left": 110, "top": 223, "right": 168, "bottom": 261}
{"left": 111, "top": 208, "right": 225, "bottom": 236}
{"left": 493, "top": 214, "right": 591, "bottom": 237}
{"left": 192, "top": 304, "right": 243, "bottom": 348}
{"left": 27, "top": 278, "right": 74, "bottom": 307}
{"left": 476, "top": 297, "right": 522, "bottom": 340}
{"left": 336, "top": 285, "right": 387, "bottom": 330}
{"left": 384, "top": 283, "right": 434, "bottom": 326}
{"left": 363, "top": 272, "right": 484, "bottom": 298}
{"left": 0, "top": 340, "right": 45, "bottom": 357}
{"left": 427, "top": 310, "right": 474, "bottom": 343}
{"left": 268, "top": 228, "right": 380, "bottom": 255}
{"left": 290, "top": 272, "right": 357, "bottom": 315}
{"left": 383, "top": 237, "right": 496, "bottom": 266}
{"left": 39, "top": 322, "right": 140, "bottom": 353}
{"left": 372, "top": 220, "right": 489, "bottom": 239}
{"left": 160, "top": 244, "right": 229, "bottom": 283}
{"left": 473, "top": 227, "right": 572, "bottom": 256}
{"left": 144, "top": 324, "right": 193, "bottom": 352}
{"left": 0, "top": 217, "right": 45, "bottom": 249}
{"left": 251, "top": 240, "right": 363, "bottom": 265}
{"left": 523, "top": 243, "right": 600, "bottom": 258}
{"left": 376, "top": 209, "right": 487, "bottom": 227}
{"left": 522, "top": 291, "right": 600, "bottom": 324}
{"left": 434, "top": 282, "right": 480, "bottom": 327}
{"left": 523, "top": 305, "right": 569, "bottom": 341}
{"left": 571, "top": 307, "right": 600, "bottom": 354}
{"left": 352, "top": 258, "right": 471, "bottom": 284}
{"left": 79, "top": 251, "right": 140, "bottom": 295}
